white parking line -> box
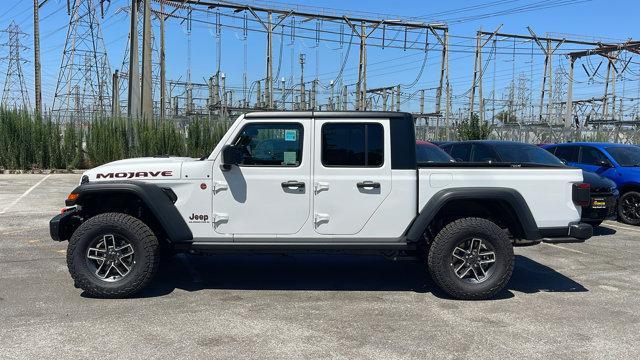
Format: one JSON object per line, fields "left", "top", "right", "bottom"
{"left": 543, "top": 242, "right": 589, "bottom": 255}
{"left": 0, "top": 174, "right": 51, "bottom": 215}
{"left": 603, "top": 222, "right": 640, "bottom": 233}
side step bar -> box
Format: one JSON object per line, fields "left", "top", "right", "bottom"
{"left": 174, "top": 241, "right": 415, "bottom": 252}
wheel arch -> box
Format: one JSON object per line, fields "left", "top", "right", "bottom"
{"left": 405, "top": 187, "right": 540, "bottom": 242}
{"left": 67, "top": 181, "right": 192, "bottom": 243}
{"left": 618, "top": 182, "right": 640, "bottom": 195}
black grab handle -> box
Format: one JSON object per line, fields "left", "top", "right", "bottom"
{"left": 281, "top": 181, "right": 305, "bottom": 189}
{"left": 357, "top": 181, "right": 380, "bottom": 189}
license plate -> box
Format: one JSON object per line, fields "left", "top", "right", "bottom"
{"left": 591, "top": 198, "right": 607, "bottom": 209}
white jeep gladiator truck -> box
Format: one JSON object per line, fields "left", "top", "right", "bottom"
{"left": 50, "top": 111, "right": 593, "bottom": 299}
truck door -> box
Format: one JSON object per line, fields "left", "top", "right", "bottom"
{"left": 212, "top": 120, "right": 311, "bottom": 235}
{"left": 312, "top": 120, "right": 391, "bottom": 235}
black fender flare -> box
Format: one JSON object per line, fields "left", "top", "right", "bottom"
{"left": 405, "top": 187, "right": 540, "bottom": 242}
{"left": 68, "top": 181, "right": 193, "bottom": 243}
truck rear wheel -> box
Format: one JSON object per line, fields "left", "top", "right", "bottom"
{"left": 427, "top": 217, "right": 514, "bottom": 300}
{"left": 66, "top": 213, "right": 159, "bottom": 298}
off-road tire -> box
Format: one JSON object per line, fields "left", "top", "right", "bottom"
{"left": 427, "top": 217, "right": 514, "bottom": 300}
{"left": 67, "top": 213, "right": 159, "bottom": 298}
{"left": 618, "top": 191, "right": 640, "bottom": 226}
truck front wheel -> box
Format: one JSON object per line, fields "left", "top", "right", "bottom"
{"left": 427, "top": 217, "right": 514, "bottom": 300}
{"left": 66, "top": 213, "right": 160, "bottom": 298}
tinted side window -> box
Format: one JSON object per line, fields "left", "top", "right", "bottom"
{"left": 450, "top": 143, "right": 472, "bottom": 162}
{"left": 322, "top": 123, "right": 384, "bottom": 167}
{"left": 233, "top": 123, "right": 303, "bottom": 166}
{"left": 472, "top": 144, "right": 498, "bottom": 162}
{"left": 554, "top": 146, "right": 579, "bottom": 163}
{"left": 580, "top": 146, "right": 610, "bottom": 165}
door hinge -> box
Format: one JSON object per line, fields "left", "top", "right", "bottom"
{"left": 212, "top": 181, "right": 228, "bottom": 193}
{"left": 314, "top": 213, "right": 330, "bottom": 227}
{"left": 212, "top": 213, "right": 229, "bottom": 227}
{"left": 314, "top": 181, "right": 330, "bottom": 194}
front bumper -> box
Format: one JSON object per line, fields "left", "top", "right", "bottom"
{"left": 49, "top": 208, "right": 81, "bottom": 241}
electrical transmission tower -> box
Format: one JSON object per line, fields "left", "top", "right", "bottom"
{"left": 52, "top": 0, "right": 111, "bottom": 120}
{"left": 1, "top": 21, "right": 31, "bottom": 110}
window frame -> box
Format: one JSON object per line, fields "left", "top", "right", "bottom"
{"left": 320, "top": 122, "right": 385, "bottom": 168}
{"left": 579, "top": 146, "right": 612, "bottom": 166}
{"left": 231, "top": 121, "right": 304, "bottom": 168}
{"left": 554, "top": 145, "right": 579, "bottom": 163}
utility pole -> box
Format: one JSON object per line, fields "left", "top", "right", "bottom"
{"left": 396, "top": 85, "right": 401, "bottom": 111}
{"left": 112, "top": 70, "right": 120, "bottom": 116}
{"left": 528, "top": 27, "right": 564, "bottom": 123}
{"left": 565, "top": 56, "right": 575, "bottom": 128}
{"left": 140, "top": 0, "right": 153, "bottom": 119}
{"left": 280, "top": 77, "right": 286, "bottom": 109}
{"left": 434, "top": 28, "right": 448, "bottom": 116}
{"left": 299, "top": 53, "right": 306, "bottom": 110}
{"left": 246, "top": 8, "right": 291, "bottom": 109}
{"left": 329, "top": 80, "right": 334, "bottom": 111}
{"left": 469, "top": 31, "right": 480, "bottom": 120}
{"left": 33, "top": 0, "right": 42, "bottom": 115}
{"left": 159, "top": 0, "right": 166, "bottom": 118}
{"left": 469, "top": 26, "right": 502, "bottom": 121}
{"left": 127, "top": 0, "right": 140, "bottom": 118}
{"left": 342, "top": 85, "right": 348, "bottom": 110}
{"left": 344, "top": 19, "right": 381, "bottom": 110}
{"left": 265, "top": 12, "right": 272, "bottom": 108}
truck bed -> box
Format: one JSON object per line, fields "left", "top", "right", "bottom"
{"left": 418, "top": 166, "right": 583, "bottom": 229}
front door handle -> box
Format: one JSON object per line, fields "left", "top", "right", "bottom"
{"left": 357, "top": 181, "right": 380, "bottom": 189}
{"left": 281, "top": 180, "right": 305, "bottom": 189}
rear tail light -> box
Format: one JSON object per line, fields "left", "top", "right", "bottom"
{"left": 572, "top": 183, "right": 591, "bottom": 207}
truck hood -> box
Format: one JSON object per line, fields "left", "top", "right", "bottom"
{"left": 83, "top": 156, "right": 196, "bottom": 182}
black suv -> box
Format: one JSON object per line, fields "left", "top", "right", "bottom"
{"left": 440, "top": 140, "right": 618, "bottom": 227}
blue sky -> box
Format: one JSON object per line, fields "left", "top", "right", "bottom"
{"left": 1, "top": 0, "right": 638, "bottom": 116}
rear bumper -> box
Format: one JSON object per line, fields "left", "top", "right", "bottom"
{"left": 539, "top": 222, "right": 593, "bottom": 243}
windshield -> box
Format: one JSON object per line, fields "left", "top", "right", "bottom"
{"left": 606, "top": 146, "right": 640, "bottom": 167}
{"left": 416, "top": 144, "right": 454, "bottom": 163}
{"left": 494, "top": 144, "right": 564, "bottom": 166}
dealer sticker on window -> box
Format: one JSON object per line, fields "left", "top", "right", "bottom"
{"left": 284, "top": 129, "right": 297, "bottom": 141}
{"left": 283, "top": 151, "right": 297, "bottom": 165}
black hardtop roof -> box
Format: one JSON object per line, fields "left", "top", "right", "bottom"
{"left": 244, "top": 111, "right": 413, "bottom": 120}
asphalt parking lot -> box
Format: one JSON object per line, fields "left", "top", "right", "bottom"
{"left": 1, "top": 173, "right": 639, "bottom": 359}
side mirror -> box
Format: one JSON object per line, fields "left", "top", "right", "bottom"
{"left": 221, "top": 145, "right": 243, "bottom": 169}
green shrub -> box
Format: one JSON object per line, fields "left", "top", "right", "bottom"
{"left": 0, "top": 109, "right": 232, "bottom": 170}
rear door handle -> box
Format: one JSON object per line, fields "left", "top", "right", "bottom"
{"left": 281, "top": 180, "right": 305, "bottom": 189}
{"left": 357, "top": 181, "right": 380, "bottom": 189}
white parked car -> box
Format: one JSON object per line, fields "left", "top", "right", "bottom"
{"left": 50, "top": 112, "right": 592, "bottom": 300}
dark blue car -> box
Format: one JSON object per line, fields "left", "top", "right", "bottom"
{"left": 543, "top": 142, "right": 640, "bottom": 225}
